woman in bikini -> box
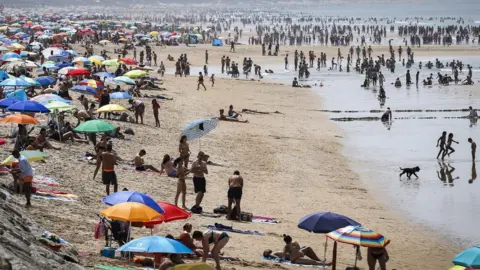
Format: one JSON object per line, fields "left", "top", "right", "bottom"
{"left": 282, "top": 235, "right": 326, "bottom": 265}
{"left": 367, "top": 247, "right": 389, "bottom": 270}
{"left": 160, "top": 154, "right": 177, "bottom": 177}
{"left": 192, "top": 230, "right": 229, "bottom": 270}
{"left": 179, "top": 135, "right": 190, "bottom": 169}
{"left": 175, "top": 158, "right": 189, "bottom": 209}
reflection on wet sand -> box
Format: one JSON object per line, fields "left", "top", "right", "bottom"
{"left": 469, "top": 162, "right": 476, "bottom": 184}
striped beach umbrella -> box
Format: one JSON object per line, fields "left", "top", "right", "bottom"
{"left": 181, "top": 118, "right": 218, "bottom": 141}
{"left": 326, "top": 226, "right": 390, "bottom": 248}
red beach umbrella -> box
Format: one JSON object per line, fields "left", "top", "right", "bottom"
{"left": 143, "top": 202, "right": 191, "bottom": 228}
{"left": 120, "top": 58, "right": 137, "bottom": 65}
{"left": 66, "top": 68, "right": 90, "bottom": 76}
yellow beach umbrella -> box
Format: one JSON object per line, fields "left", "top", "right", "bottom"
{"left": 100, "top": 202, "right": 162, "bottom": 222}
{"left": 8, "top": 43, "right": 25, "bottom": 50}
{"left": 88, "top": 57, "right": 103, "bottom": 65}
{"left": 124, "top": 70, "right": 147, "bottom": 78}
{"left": 448, "top": 266, "right": 466, "bottom": 270}
{"left": 149, "top": 31, "right": 159, "bottom": 36}
{"left": 0, "top": 26, "right": 8, "bottom": 31}
{"left": 102, "top": 59, "right": 122, "bottom": 66}
{"left": 96, "top": 104, "right": 127, "bottom": 113}
{"left": 174, "top": 263, "right": 214, "bottom": 270}
{"left": 1, "top": 150, "right": 48, "bottom": 165}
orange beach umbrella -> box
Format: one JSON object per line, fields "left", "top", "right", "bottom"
{"left": 0, "top": 114, "right": 39, "bottom": 125}
{"left": 100, "top": 202, "right": 162, "bottom": 222}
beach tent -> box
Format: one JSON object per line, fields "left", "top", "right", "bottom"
{"left": 212, "top": 39, "right": 223, "bottom": 47}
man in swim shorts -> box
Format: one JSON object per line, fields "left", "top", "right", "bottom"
{"left": 191, "top": 151, "right": 208, "bottom": 209}
{"left": 134, "top": 149, "right": 160, "bottom": 172}
{"left": 227, "top": 170, "right": 244, "bottom": 220}
{"left": 93, "top": 143, "right": 118, "bottom": 195}
{"left": 12, "top": 150, "right": 33, "bottom": 207}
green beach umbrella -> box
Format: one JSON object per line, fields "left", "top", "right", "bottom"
{"left": 74, "top": 119, "right": 115, "bottom": 133}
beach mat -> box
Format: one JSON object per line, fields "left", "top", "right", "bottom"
{"left": 95, "top": 265, "right": 135, "bottom": 270}
{"left": 32, "top": 194, "right": 77, "bottom": 202}
{"left": 206, "top": 223, "right": 264, "bottom": 236}
{"left": 261, "top": 256, "right": 329, "bottom": 268}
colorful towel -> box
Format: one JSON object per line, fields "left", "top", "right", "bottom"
{"left": 252, "top": 216, "right": 280, "bottom": 224}
{"left": 32, "top": 194, "right": 77, "bottom": 202}
{"left": 261, "top": 256, "right": 329, "bottom": 268}
{"left": 95, "top": 265, "right": 135, "bottom": 270}
{"left": 33, "top": 175, "right": 59, "bottom": 187}
{"left": 206, "top": 223, "right": 264, "bottom": 236}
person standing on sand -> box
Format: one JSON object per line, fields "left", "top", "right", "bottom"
{"left": 227, "top": 170, "right": 243, "bottom": 220}
{"left": 197, "top": 72, "right": 206, "bottom": 91}
{"left": 230, "top": 41, "right": 235, "bottom": 52}
{"left": 284, "top": 54, "right": 288, "bottom": 69}
{"left": 93, "top": 143, "right": 118, "bottom": 195}
{"left": 179, "top": 135, "right": 190, "bottom": 169}
{"left": 416, "top": 71, "right": 420, "bottom": 86}
{"left": 152, "top": 99, "right": 160, "bottom": 127}
{"left": 128, "top": 99, "right": 145, "bottom": 124}
{"left": 175, "top": 158, "right": 189, "bottom": 209}
{"left": 436, "top": 131, "right": 447, "bottom": 159}
{"left": 210, "top": 74, "right": 215, "bottom": 87}
{"left": 367, "top": 247, "right": 389, "bottom": 270}
{"left": 468, "top": 138, "right": 476, "bottom": 161}
{"left": 205, "top": 50, "right": 208, "bottom": 64}
{"left": 442, "top": 133, "right": 459, "bottom": 159}
{"left": 11, "top": 150, "right": 33, "bottom": 207}
{"left": 191, "top": 151, "right": 208, "bottom": 209}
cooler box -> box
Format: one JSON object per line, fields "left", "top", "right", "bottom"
{"left": 100, "top": 247, "right": 116, "bottom": 258}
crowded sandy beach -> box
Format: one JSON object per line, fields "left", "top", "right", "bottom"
{"left": 0, "top": 2, "right": 479, "bottom": 270}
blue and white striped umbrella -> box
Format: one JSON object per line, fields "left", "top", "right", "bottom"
{"left": 181, "top": 118, "right": 218, "bottom": 141}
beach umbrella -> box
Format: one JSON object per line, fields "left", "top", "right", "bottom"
{"left": 79, "top": 79, "right": 104, "bottom": 88}
{"left": 448, "top": 266, "right": 470, "bottom": 270}
{"left": 0, "top": 71, "right": 10, "bottom": 81}
{"left": 97, "top": 104, "right": 127, "bottom": 113}
{"left": 89, "top": 55, "right": 105, "bottom": 62}
{"left": 144, "top": 202, "right": 192, "bottom": 227}
{"left": 71, "top": 85, "right": 97, "bottom": 95}
{"left": 0, "top": 114, "right": 39, "bottom": 125}
{"left": 20, "top": 76, "right": 40, "bottom": 87}
{"left": 1, "top": 150, "right": 48, "bottom": 166}
{"left": 5, "top": 89, "right": 27, "bottom": 101}
{"left": 100, "top": 202, "right": 162, "bottom": 222}
{"left": 326, "top": 226, "right": 390, "bottom": 248}
{"left": 102, "top": 59, "right": 122, "bottom": 66}
{"left": 113, "top": 76, "right": 135, "bottom": 85}
{"left": 35, "top": 76, "right": 56, "bottom": 86}
{"left": 0, "top": 46, "right": 8, "bottom": 52}
{"left": 120, "top": 58, "right": 137, "bottom": 65}
{"left": 72, "top": 57, "right": 89, "bottom": 63}
{"left": 298, "top": 212, "right": 361, "bottom": 234}
{"left": 149, "top": 31, "right": 159, "bottom": 36}
{"left": 7, "top": 101, "right": 50, "bottom": 113}
{"left": 181, "top": 118, "right": 218, "bottom": 141}
{"left": 0, "top": 78, "right": 31, "bottom": 87}
{"left": 74, "top": 119, "right": 115, "bottom": 133}
{"left": 117, "top": 236, "right": 193, "bottom": 254}
{"left": 103, "top": 191, "right": 165, "bottom": 214}
{"left": 66, "top": 68, "right": 90, "bottom": 76}
{"left": 31, "top": 94, "right": 70, "bottom": 104}
{"left": 453, "top": 246, "right": 480, "bottom": 268}
{"left": 0, "top": 98, "right": 21, "bottom": 108}
{"left": 124, "top": 70, "right": 147, "bottom": 78}
{"left": 110, "top": 92, "right": 132, "bottom": 99}
{"left": 1, "top": 52, "right": 21, "bottom": 60}
{"left": 94, "top": 72, "right": 114, "bottom": 79}
{"left": 58, "top": 67, "right": 78, "bottom": 75}
{"left": 44, "top": 100, "right": 72, "bottom": 112}
{"left": 174, "top": 263, "right": 215, "bottom": 270}
{"left": 41, "top": 47, "right": 63, "bottom": 58}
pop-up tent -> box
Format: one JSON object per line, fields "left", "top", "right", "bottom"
{"left": 212, "top": 39, "right": 223, "bottom": 46}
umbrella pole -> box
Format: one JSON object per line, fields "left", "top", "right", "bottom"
{"left": 332, "top": 241, "right": 337, "bottom": 270}
{"left": 354, "top": 246, "right": 359, "bottom": 269}
{"left": 323, "top": 237, "right": 327, "bottom": 262}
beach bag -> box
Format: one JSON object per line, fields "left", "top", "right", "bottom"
{"left": 213, "top": 205, "right": 228, "bottom": 214}
{"left": 94, "top": 219, "right": 107, "bottom": 239}
{"left": 191, "top": 205, "right": 203, "bottom": 214}
{"left": 240, "top": 212, "right": 253, "bottom": 222}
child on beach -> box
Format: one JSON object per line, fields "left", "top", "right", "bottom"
{"left": 175, "top": 158, "right": 189, "bottom": 209}
{"left": 442, "top": 133, "right": 459, "bottom": 159}
{"left": 436, "top": 131, "right": 447, "bottom": 159}
{"left": 152, "top": 99, "right": 160, "bottom": 127}
{"left": 210, "top": 74, "right": 215, "bottom": 87}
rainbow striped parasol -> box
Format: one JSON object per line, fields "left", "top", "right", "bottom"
{"left": 326, "top": 226, "right": 390, "bottom": 248}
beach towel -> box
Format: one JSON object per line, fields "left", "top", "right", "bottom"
{"left": 252, "top": 216, "right": 280, "bottom": 224}
{"left": 35, "top": 189, "right": 78, "bottom": 199}
{"left": 32, "top": 175, "right": 59, "bottom": 187}
{"left": 32, "top": 194, "right": 77, "bottom": 202}
{"left": 261, "top": 256, "right": 329, "bottom": 268}
{"left": 206, "top": 223, "right": 264, "bottom": 236}
{"left": 95, "top": 265, "right": 135, "bottom": 270}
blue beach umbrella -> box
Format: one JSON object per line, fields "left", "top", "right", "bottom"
{"left": 7, "top": 100, "right": 50, "bottom": 113}
{"left": 0, "top": 98, "right": 21, "bottom": 108}
{"left": 117, "top": 236, "right": 193, "bottom": 254}
{"left": 6, "top": 89, "right": 27, "bottom": 101}
{"left": 0, "top": 71, "right": 10, "bottom": 81}
{"left": 298, "top": 212, "right": 361, "bottom": 234}
{"left": 110, "top": 91, "right": 132, "bottom": 99}
{"left": 103, "top": 191, "right": 165, "bottom": 214}
{"left": 71, "top": 85, "right": 97, "bottom": 95}
{"left": 1, "top": 52, "right": 21, "bottom": 60}
{"left": 453, "top": 246, "right": 480, "bottom": 268}
{"left": 181, "top": 118, "right": 218, "bottom": 141}
{"left": 0, "top": 78, "right": 31, "bottom": 87}
{"left": 35, "top": 76, "right": 57, "bottom": 86}
{"left": 114, "top": 76, "right": 135, "bottom": 85}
